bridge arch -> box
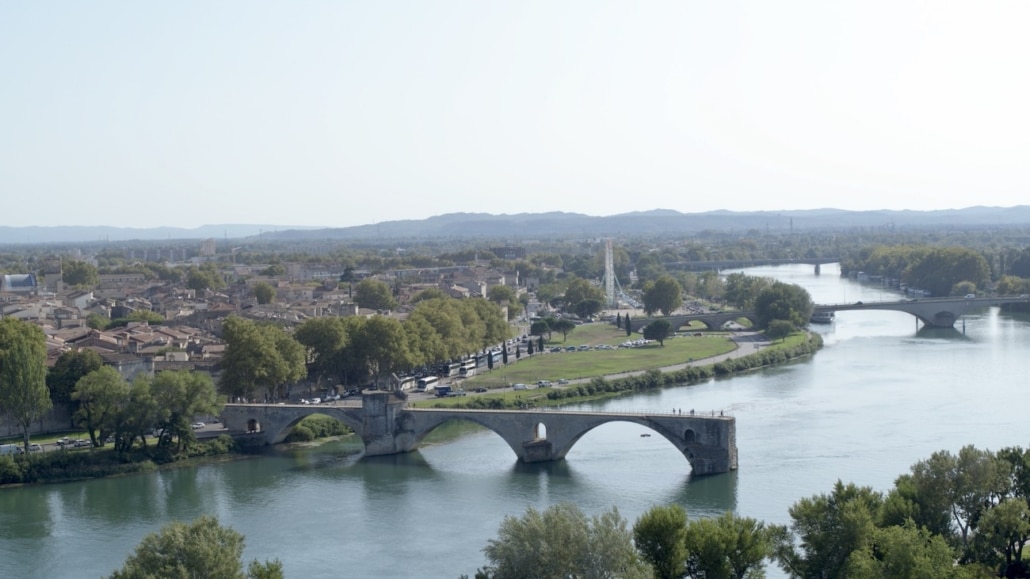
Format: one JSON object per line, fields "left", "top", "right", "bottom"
{"left": 548, "top": 416, "right": 704, "bottom": 473}
{"left": 405, "top": 413, "right": 535, "bottom": 461}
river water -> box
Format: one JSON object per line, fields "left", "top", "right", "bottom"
{"left": 2, "top": 264, "right": 1029, "bottom": 578}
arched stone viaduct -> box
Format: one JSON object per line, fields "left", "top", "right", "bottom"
{"left": 220, "top": 393, "right": 737, "bottom": 475}
{"left": 630, "top": 296, "right": 1030, "bottom": 331}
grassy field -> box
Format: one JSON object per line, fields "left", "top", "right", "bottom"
{"left": 463, "top": 322, "right": 737, "bottom": 387}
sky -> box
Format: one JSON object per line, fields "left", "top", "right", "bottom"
{"left": 3, "top": 1, "right": 1030, "bottom": 229}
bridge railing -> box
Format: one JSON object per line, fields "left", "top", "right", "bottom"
{"left": 409, "top": 406, "right": 732, "bottom": 418}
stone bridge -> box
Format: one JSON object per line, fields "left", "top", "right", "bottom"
{"left": 628, "top": 311, "right": 759, "bottom": 332}
{"left": 630, "top": 296, "right": 1030, "bottom": 331}
{"left": 220, "top": 392, "right": 737, "bottom": 475}
{"left": 812, "top": 296, "right": 1030, "bottom": 328}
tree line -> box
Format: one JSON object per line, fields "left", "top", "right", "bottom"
{"left": 469, "top": 443, "right": 1030, "bottom": 578}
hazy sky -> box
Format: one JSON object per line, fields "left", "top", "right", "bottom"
{"left": 3, "top": 1, "right": 1029, "bottom": 228}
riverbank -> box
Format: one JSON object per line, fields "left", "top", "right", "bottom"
{"left": 418, "top": 331, "right": 822, "bottom": 409}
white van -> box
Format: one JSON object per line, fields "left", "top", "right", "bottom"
{"left": 0, "top": 444, "right": 23, "bottom": 456}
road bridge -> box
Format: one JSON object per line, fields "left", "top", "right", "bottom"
{"left": 664, "top": 258, "right": 840, "bottom": 272}
{"left": 220, "top": 392, "right": 737, "bottom": 475}
{"left": 630, "top": 296, "right": 1030, "bottom": 331}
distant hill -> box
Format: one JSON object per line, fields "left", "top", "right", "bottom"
{"left": 260, "top": 206, "right": 1030, "bottom": 241}
{"left": 3, "top": 206, "right": 1030, "bottom": 244}
{"left": 0, "top": 224, "right": 318, "bottom": 245}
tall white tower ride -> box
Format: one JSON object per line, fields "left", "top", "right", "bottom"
{"left": 604, "top": 239, "right": 616, "bottom": 308}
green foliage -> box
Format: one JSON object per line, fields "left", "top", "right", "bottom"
{"left": 106, "top": 515, "right": 281, "bottom": 579}
{"left": 151, "top": 370, "right": 223, "bottom": 453}
{"left": 765, "top": 320, "right": 795, "bottom": 342}
{"left": 0, "top": 319, "right": 51, "bottom": 450}
{"left": 354, "top": 278, "right": 398, "bottom": 310}
{"left": 86, "top": 312, "right": 111, "bottom": 330}
{"left": 847, "top": 245, "right": 990, "bottom": 298}
{"left": 753, "top": 281, "right": 813, "bottom": 330}
{"left": 643, "top": 275, "right": 683, "bottom": 316}
{"left": 62, "top": 259, "right": 99, "bottom": 287}
{"left": 633, "top": 505, "right": 687, "bottom": 579}
{"left": 253, "top": 281, "right": 276, "bottom": 304}
{"left": 643, "top": 319, "right": 672, "bottom": 346}
{"left": 724, "top": 273, "right": 773, "bottom": 310}
{"left": 283, "top": 414, "right": 351, "bottom": 442}
{"left": 72, "top": 366, "right": 129, "bottom": 446}
{"left": 48, "top": 348, "right": 104, "bottom": 413}
{"left": 563, "top": 277, "right": 605, "bottom": 318}
{"left": 186, "top": 263, "right": 226, "bottom": 292}
{"left": 773, "top": 481, "right": 884, "bottom": 578}
{"left": 481, "top": 503, "right": 648, "bottom": 579}
{"left": 552, "top": 318, "right": 576, "bottom": 342}
{"left": 219, "top": 316, "right": 306, "bottom": 402}
{"left": 684, "top": 512, "right": 775, "bottom": 579}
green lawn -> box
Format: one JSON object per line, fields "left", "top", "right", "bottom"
{"left": 467, "top": 323, "right": 737, "bottom": 386}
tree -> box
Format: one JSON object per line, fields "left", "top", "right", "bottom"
{"left": 616, "top": 313, "right": 622, "bottom": 329}
{"left": 72, "top": 366, "right": 129, "bottom": 447}
{"left": 527, "top": 340, "right": 534, "bottom": 355}
{"left": 488, "top": 285, "right": 523, "bottom": 320}
{"left": 150, "top": 370, "right": 223, "bottom": 452}
{"left": 772, "top": 481, "right": 882, "bottom": 578}
{"left": 186, "top": 264, "right": 226, "bottom": 292}
{"left": 252, "top": 281, "right": 276, "bottom": 305}
{"left": 626, "top": 314, "right": 632, "bottom": 336}
{"left": 47, "top": 348, "right": 104, "bottom": 420}
{"left": 502, "top": 346, "right": 508, "bottom": 365}
{"left": 537, "top": 335, "right": 544, "bottom": 353}
{"left": 62, "top": 259, "right": 99, "bottom": 287}
{"left": 107, "top": 515, "right": 282, "bottom": 579}
{"left": 219, "top": 316, "right": 305, "bottom": 402}
{"left": 294, "top": 317, "right": 350, "bottom": 387}
{"left": 845, "top": 521, "right": 963, "bottom": 579}
{"left": 530, "top": 320, "right": 551, "bottom": 339}
{"left": 553, "top": 319, "right": 577, "bottom": 342}
{"left": 412, "top": 287, "right": 447, "bottom": 302}
{"left": 351, "top": 316, "right": 413, "bottom": 388}
{"left": 643, "top": 319, "right": 672, "bottom": 346}
{"left": 765, "top": 320, "right": 795, "bottom": 342}
{"left": 563, "top": 277, "right": 605, "bottom": 318}
{"left": 754, "top": 282, "right": 813, "bottom": 330}
{"left": 0, "top": 318, "right": 51, "bottom": 452}
{"left": 972, "top": 498, "right": 1030, "bottom": 576}
{"left": 684, "top": 512, "right": 776, "bottom": 579}
{"left": 354, "top": 278, "right": 398, "bottom": 311}
{"left": 86, "top": 312, "right": 110, "bottom": 330}
{"left": 633, "top": 504, "right": 687, "bottom": 579}
{"left": 480, "top": 503, "right": 647, "bottom": 579}
{"left": 643, "top": 275, "right": 683, "bottom": 316}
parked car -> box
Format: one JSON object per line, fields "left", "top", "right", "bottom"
{"left": 513, "top": 383, "right": 528, "bottom": 391}
{"left": 474, "top": 387, "right": 488, "bottom": 393}
{"left": 557, "top": 378, "right": 570, "bottom": 385}
{"left": 28, "top": 443, "right": 42, "bottom": 453}
{"left": 191, "top": 422, "right": 205, "bottom": 430}
{"left": 73, "top": 439, "right": 90, "bottom": 448}
{"left": 537, "top": 380, "right": 552, "bottom": 388}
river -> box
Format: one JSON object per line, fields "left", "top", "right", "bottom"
{"left": 2, "top": 264, "right": 1028, "bottom": 578}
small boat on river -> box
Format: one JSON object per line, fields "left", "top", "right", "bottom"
{"left": 810, "top": 311, "right": 835, "bottom": 324}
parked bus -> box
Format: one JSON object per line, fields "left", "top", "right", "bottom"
{"left": 445, "top": 362, "right": 463, "bottom": 378}
{"left": 459, "top": 359, "right": 477, "bottom": 378}
{"left": 417, "top": 376, "right": 439, "bottom": 392}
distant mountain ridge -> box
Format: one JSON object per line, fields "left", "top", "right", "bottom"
{"left": 263, "top": 206, "right": 1030, "bottom": 241}
{"left": 3, "top": 207, "right": 1030, "bottom": 244}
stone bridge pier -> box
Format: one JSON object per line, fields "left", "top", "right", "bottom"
{"left": 221, "top": 392, "right": 738, "bottom": 475}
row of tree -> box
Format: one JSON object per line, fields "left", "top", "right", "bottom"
{"left": 470, "top": 443, "right": 1030, "bottom": 578}
{"left": 220, "top": 295, "right": 511, "bottom": 402}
